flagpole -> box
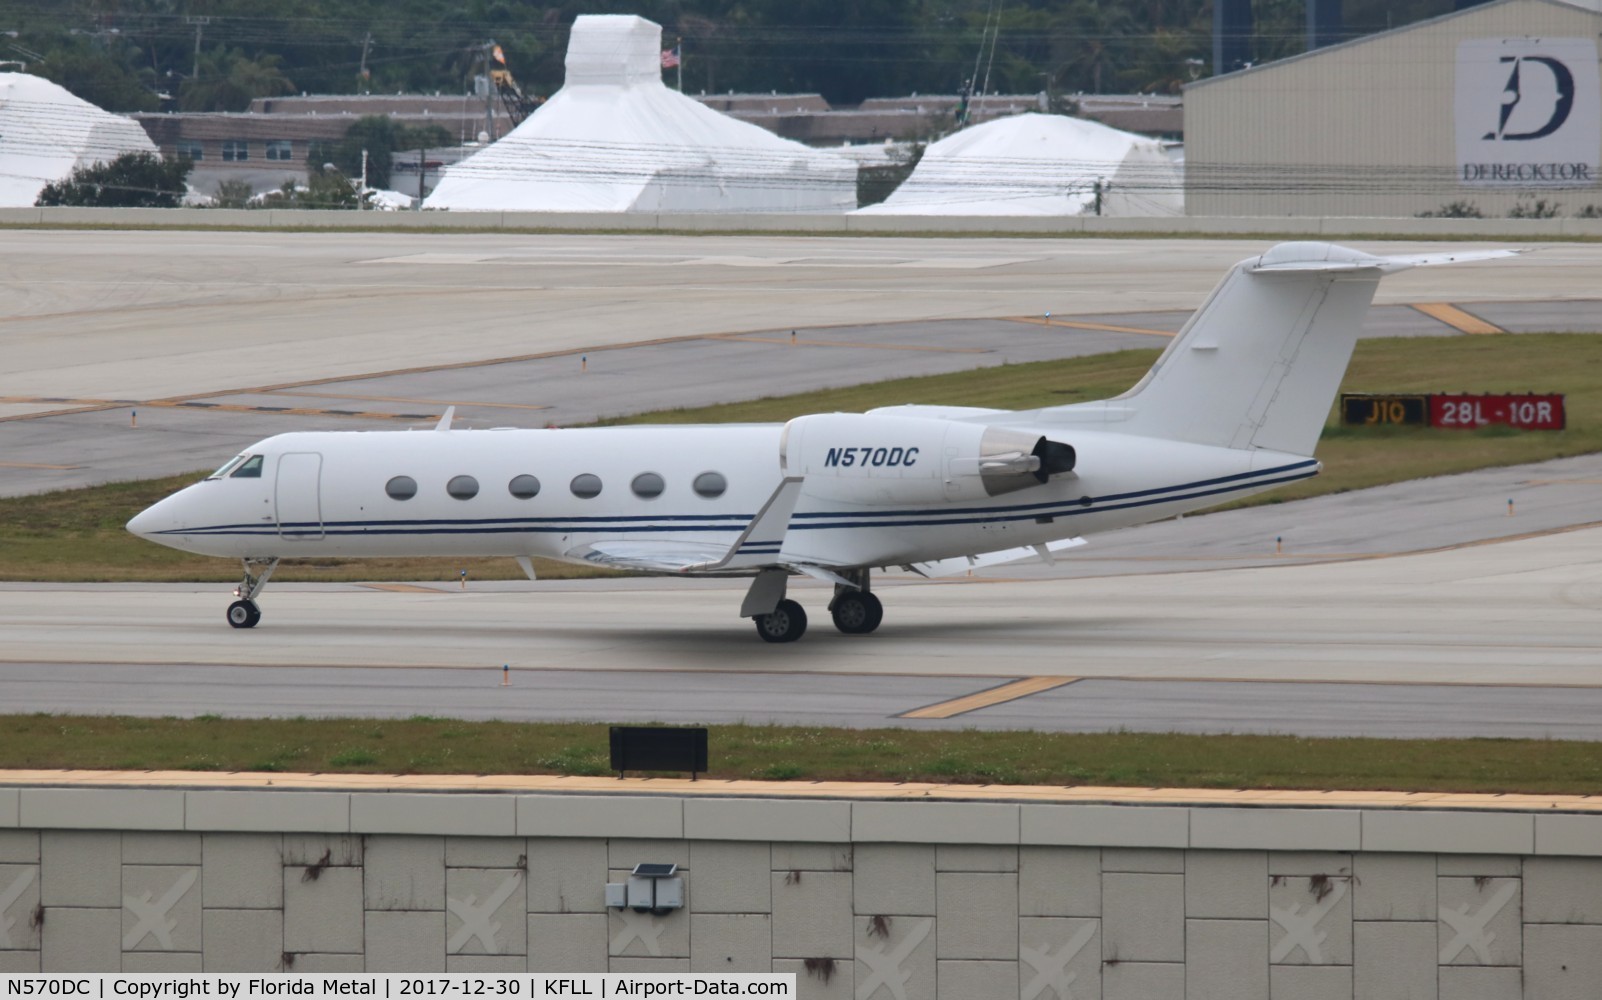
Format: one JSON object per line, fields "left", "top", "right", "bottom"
{"left": 676, "top": 36, "right": 683, "bottom": 92}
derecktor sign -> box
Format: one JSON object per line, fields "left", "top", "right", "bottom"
{"left": 1456, "top": 37, "right": 1601, "bottom": 188}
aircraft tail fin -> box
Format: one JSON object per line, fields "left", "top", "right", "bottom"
{"left": 1053, "top": 243, "right": 1519, "bottom": 456}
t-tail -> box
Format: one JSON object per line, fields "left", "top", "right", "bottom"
{"left": 1039, "top": 242, "right": 1521, "bottom": 456}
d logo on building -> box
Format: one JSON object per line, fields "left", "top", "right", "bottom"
{"left": 1456, "top": 38, "right": 1601, "bottom": 187}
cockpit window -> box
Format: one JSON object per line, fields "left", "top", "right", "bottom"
{"left": 208, "top": 454, "right": 248, "bottom": 480}
{"left": 230, "top": 455, "right": 264, "bottom": 478}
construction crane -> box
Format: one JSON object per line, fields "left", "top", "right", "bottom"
{"left": 483, "top": 41, "right": 542, "bottom": 131}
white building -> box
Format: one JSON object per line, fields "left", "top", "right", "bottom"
{"left": 0, "top": 72, "right": 158, "bottom": 206}
{"left": 857, "top": 112, "right": 1182, "bottom": 217}
{"left": 425, "top": 15, "right": 856, "bottom": 213}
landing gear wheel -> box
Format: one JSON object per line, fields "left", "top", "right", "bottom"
{"left": 754, "top": 599, "right": 808, "bottom": 643}
{"left": 226, "top": 599, "right": 261, "bottom": 629}
{"left": 831, "top": 591, "right": 884, "bottom": 635}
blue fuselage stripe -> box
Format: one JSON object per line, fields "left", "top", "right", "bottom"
{"left": 154, "top": 462, "right": 1316, "bottom": 540}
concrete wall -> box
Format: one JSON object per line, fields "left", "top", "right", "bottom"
{"left": 3, "top": 205, "right": 1602, "bottom": 237}
{"left": 4, "top": 781, "right": 1602, "bottom": 997}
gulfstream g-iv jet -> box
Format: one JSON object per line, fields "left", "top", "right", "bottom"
{"left": 127, "top": 242, "right": 1516, "bottom": 641}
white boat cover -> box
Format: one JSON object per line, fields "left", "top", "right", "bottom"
{"left": 425, "top": 15, "right": 855, "bottom": 213}
{"left": 857, "top": 112, "right": 1182, "bottom": 217}
{"left": 0, "top": 72, "right": 158, "bottom": 206}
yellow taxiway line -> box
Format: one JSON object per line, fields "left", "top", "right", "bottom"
{"left": 709, "top": 334, "right": 988, "bottom": 354}
{"left": 1008, "top": 316, "right": 1176, "bottom": 337}
{"left": 1411, "top": 302, "right": 1505, "bottom": 334}
{"left": 900, "top": 676, "right": 1079, "bottom": 719}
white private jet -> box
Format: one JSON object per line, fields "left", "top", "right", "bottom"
{"left": 127, "top": 242, "right": 1515, "bottom": 641}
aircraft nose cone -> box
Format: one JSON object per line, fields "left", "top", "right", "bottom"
{"left": 127, "top": 493, "right": 182, "bottom": 539}
{"left": 126, "top": 505, "right": 159, "bottom": 538}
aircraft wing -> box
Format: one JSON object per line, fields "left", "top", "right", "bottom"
{"left": 901, "top": 537, "right": 1087, "bottom": 577}
{"left": 566, "top": 539, "right": 740, "bottom": 573}
{"left": 567, "top": 477, "right": 808, "bottom": 575}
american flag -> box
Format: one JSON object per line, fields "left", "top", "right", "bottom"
{"left": 661, "top": 46, "right": 680, "bottom": 69}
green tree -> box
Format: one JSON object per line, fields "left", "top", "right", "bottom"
{"left": 36, "top": 152, "right": 193, "bottom": 208}
{"left": 179, "top": 46, "right": 295, "bottom": 112}
{"left": 327, "top": 116, "right": 452, "bottom": 191}
{"left": 29, "top": 41, "right": 160, "bottom": 113}
{"left": 258, "top": 169, "right": 363, "bottom": 210}
{"left": 212, "top": 179, "right": 256, "bottom": 208}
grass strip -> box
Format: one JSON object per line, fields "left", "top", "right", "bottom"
{"left": 2, "top": 715, "right": 1600, "bottom": 794}
{"left": 5, "top": 334, "right": 1601, "bottom": 583}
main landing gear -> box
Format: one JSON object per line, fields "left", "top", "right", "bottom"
{"left": 226, "top": 557, "right": 278, "bottom": 629}
{"left": 747, "top": 568, "right": 883, "bottom": 643}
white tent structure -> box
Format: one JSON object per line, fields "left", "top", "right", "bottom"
{"left": 0, "top": 73, "right": 158, "bottom": 207}
{"left": 857, "top": 112, "right": 1183, "bottom": 217}
{"left": 425, "top": 15, "right": 855, "bottom": 213}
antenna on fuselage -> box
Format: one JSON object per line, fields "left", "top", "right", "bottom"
{"left": 434, "top": 406, "right": 456, "bottom": 431}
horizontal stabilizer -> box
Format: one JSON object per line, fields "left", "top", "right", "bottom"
{"left": 1249, "top": 245, "right": 1524, "bottom": 275}
{"left": 901, "top": 537, "right": 1086, "bottom": 577}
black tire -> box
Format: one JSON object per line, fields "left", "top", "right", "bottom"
{"left": 753, "top": 599, "right": 808, "bottom": 643}
{"left": 226, "top": 599, "right": 260, "bottom": 629}
{"left": 831, "top": 590, "right": 884, "bottom": 635}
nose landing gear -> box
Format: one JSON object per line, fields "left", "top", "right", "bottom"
{"left": 226, "top": 557, "right": 278, "bottom": 629}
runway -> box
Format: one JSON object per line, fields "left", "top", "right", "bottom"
{"left": 2, "top": 230, "right": 1601, "bottom": 738}
{"left": 4, "top": 231, "right": 1601, "bottom": 496}
{"left": 2, "top": 483, "right": 1600, "bottom": 735}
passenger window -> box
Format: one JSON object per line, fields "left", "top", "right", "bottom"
{"left": 231, "top": 455, "right": 264, "bottom": 478}
{"left": 571, "top": 474, "right": 602, "bottom": 499}
{"left": 631, "top": 472, "right": 664, "bottom": 499}
{"left": 693, "top": 471, "right": 727, "bottom": 499}
{"left": 385, "top": 476, "right": 418, "bottom": 500}
{"left": 447, "top": 475, "right": 480, "bottom": 500}
{"left": 509, "top": 475, "right": 541, "bottom": 499}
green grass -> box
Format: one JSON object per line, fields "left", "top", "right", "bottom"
{"left": 3, "top": 715, "right": 1601, "bottom": 794}
{"left": 5, "top": 333, "right": 1601, "bottom": 582}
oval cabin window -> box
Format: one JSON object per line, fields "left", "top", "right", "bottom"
{"left": 509, "top": 475, "right": 541, "bottom": 499}
{"left": 570, "top": 474, "right": 602, "bottom": 499}
{"left": 446, "top": 475, "right": 480, "bottom": 500}
{"left": 385, "top": 476, "right": 418, "bottom": 501}
{"left": 693, "top": 471, "right": 727, "bottom": 499}
{"left": 631, "top": 472, "right": 665, "bottom": 499}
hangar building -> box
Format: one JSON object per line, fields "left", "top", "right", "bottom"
{"left": 1185, "top": 0, "right": 1602, "bottom": 217}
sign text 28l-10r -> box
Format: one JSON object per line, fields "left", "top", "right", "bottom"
{"left": 1430, "top": 393, "right": 1566, "bottom": 430}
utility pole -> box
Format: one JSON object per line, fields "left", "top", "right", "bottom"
{"left": 417, "top": 146, "right": 426, "bottom": 208}
{"left": 483, "top": 41, "right": 496, "bottom": 142}
{"left": 186, "top": 16, "right": 209, "bottom": 81}
{"left": 359, "top": 148, "right": 368, "bottom": 210}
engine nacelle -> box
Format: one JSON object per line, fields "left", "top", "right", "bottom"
{"left": 780, "top": 412, "right": 1075, "bottom": 505}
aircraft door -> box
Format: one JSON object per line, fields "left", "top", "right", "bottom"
{"left": 275, "top": 452, "right": 324, "bottom": 540}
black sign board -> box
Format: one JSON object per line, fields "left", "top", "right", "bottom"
{"left": 610, "top": 726, "right": 709, "bottom": 780}
{"left": 1340, "top": 393, "right": 1430, "bottom": 427}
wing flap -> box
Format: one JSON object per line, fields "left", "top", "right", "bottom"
{"left": 901, "top": 537, "right": 1087, "bottom": 577}
{"left": 566, "top": 539, "right": 734, "bottom": 573}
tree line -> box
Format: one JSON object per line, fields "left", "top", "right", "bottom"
{"left": 12, "top": 0, "right": 1453, "bottom": 115}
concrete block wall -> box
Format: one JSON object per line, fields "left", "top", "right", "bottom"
{"left": 5, "top": 205, "right": 1602, "bottom": 239}
{"left": 2, "top": 784, "right": 1602, "bottom": 997}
